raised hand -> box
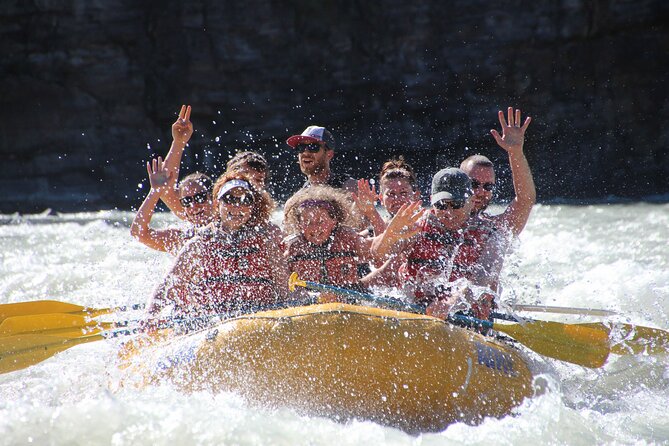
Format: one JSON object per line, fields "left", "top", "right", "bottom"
{"left": 384, "top": 200, "right": 425, "bottom": 241}
{"left": 352, "top": 179, "right": 378, "bottom": 217}
{"left": 171, "top": 105, "right": 193, "bottom": 145}
{"left": 490, "top": 107, "right": 531, "bottom": 155}
{"left": 147, "top": 157, "right": 173, "bottom": 192}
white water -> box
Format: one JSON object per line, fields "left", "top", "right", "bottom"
{"left": 1, "top": 204, "right": 668, "bottom": 445}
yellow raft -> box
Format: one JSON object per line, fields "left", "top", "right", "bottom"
{"left": 121, "top": 303, "right": 537, "bottom": 433}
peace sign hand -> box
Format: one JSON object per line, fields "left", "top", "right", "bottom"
{"left": 171, "top": 105, "right": 193, "bottom": 145}
{"left": 490, "top": 107, "right": 531, "bottom": 155}
{"left": 146, "top": 157, "right": 173, "bottom": 193}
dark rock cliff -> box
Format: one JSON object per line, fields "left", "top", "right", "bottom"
{"left": 1, "top": 0, "right": 668, "bottom": 212}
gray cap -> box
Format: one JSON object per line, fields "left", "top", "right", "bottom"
{"left": 430, "top": 167, "right": 473, "bottom": 205}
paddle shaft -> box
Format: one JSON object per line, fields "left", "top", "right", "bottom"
{"left": 512, "top": 304, "right": 616, "bottom": 317}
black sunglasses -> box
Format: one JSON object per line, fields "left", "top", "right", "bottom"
{"left": 180, "top": 191, "right": 210, "bottom": 207}
{"left": 221, "top": 192, "right": 254, "bottom": 206}
{"left": 296, "top": 143, "right": 324, "bottom": 153}
{"left": 434, "top": 200, "right": 466, "bottom": 210}
{"left": 471, "top": 179, "right": 496, "bottom": 192}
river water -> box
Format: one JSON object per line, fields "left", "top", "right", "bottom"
{"left": 1, "top": 203, "right": 668, "bottom": 445}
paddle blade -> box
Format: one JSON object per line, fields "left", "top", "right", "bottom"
{"left": 0, "top": 333, "right": 103, "bottom": 374}
{"left": 0, "top": 313, "right": 113, "bottom": 338}
{"left": 0, "top": 300, "right": 120, "bottom": 323}
{"left": 581, "top": 322, "right": 669, "bottom": 356}
{"left": 493, "top": 320, "right": 611, "bottom": 368}
{"left": 0, "top": 300, "right": 87, "bottom": 322}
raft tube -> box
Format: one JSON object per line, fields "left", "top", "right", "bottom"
{"left": 121, "top": 303, "right": 536, "bottom": 433}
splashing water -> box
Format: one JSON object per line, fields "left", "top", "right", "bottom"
{"left": 1, "top": 203, "right": 668, "bottom": 444}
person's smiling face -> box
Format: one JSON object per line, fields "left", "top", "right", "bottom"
{"left": 218, "top": 187, "right": 254, "bottom": 231}
{"left": 297, "top": 143, "right": 333, "bottom": 176}
{"left": 380, "top": 177, "right": 419, "bottom": 216}
{"left": 178, "top": 181, "right": 214, "bottom": 227}
{"left": 461, "top": 163, "right": 496, "bottom": 213}
{"left": 298, "top": 205, "right": 337, "bottom": 245}
{"left": 432, "top": 197, "right": 473, "bottom": 231}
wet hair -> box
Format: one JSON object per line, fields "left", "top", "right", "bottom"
{"left": 226, "top": 151, "right": 268, "bottom": 174}
{"left": 379, "top": 157, "right": 417, "bottom": 191}
{"left": 283, "top": 186, "right": 363, "bottom": 236}
{"left": 460, "top": 154, "right": 494, "bottom": 170}
{"left": 212, "top": 171, "right": 275, "bottom": 227}
{"left": 178, "top": 172, "right": 213, "bottom": 194}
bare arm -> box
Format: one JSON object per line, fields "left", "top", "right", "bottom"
{"left": 146, "top": 239, "right": 201, "bottom": 316}
{"left": 130, "top": 157, "right": 186, "bottom": 254}
{"left": 490, "top": 107, "right": 535, "bottom": 237}
{"left": 161, "top": 105, "right": 194, "bottom": 220}
{"left": 352, "top": 178, "right": 387, "bottom": 235}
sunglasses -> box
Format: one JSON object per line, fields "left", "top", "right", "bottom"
{"left": 296, "top": 143, "right": 324, "bottom": 153}
{"left": 471, "top": 179, "right": 496, "bottom": 192}
{"left": 221, "top": 192, "right": 254, "bottom": 206}
{"left": 434, "top": 200, "right": 466, "bottom": 210}
{"left": 179, "top": 191, "right": 210, "bottom": 207}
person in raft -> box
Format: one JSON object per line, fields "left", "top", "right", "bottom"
{"left": 354, "top": 157, "right": 423, "bottom": 287}
{"left": 130, "top": 105, "right": 216, "bottom": 254}
{"left": 287, "top": 125, "right": 357, "bottom": 194}
{"left": 146, "top": 173, "right": 288, "bottom": 323}
{"left": 282, "top": 185, "right": 422, "bottom": 302}
{"left": 371, "top": 168, "right": 507, "bottom": 321}
{"left": 353, "top": 156, "right": 421, "bottom": 236}
{"left": 283, "top": 185, "right": 369, "bottom": 296}
{"left": 226, "top": 151, "right": 269, "bottom": 190}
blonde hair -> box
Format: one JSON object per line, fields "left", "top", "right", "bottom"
{"left": 212, "top": 172, "right": 275, "bottom": 227}
{"left": 283, "top": 186, "right": 362, "bottom": 235}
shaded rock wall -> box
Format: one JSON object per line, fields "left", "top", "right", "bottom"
{"left": 1, "top": 0, "right": 668, "bottom": 212}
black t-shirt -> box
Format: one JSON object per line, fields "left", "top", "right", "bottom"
{"left": 300, "top": 170, "right": 356, "bottom": 191}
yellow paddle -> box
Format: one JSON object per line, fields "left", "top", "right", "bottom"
{"left": 288, "top": 273, "right": 611, "bottom": 368}
{"left": 0, "top": 313, "right": 117, "bottom": 338}
{"left": 0, "top": 332, "right": 113, "bottom": 374}
{"left": 0, "top": 300, "right": 144, "bottom": 323}
{"left": 0, "top": 303, "right": 293, "bottom": 374}
{"left": 583, "top": 323, "right": 669, "bottom": 356}
{"left": 509, "top": 304, "right": 669, "bottom": 355}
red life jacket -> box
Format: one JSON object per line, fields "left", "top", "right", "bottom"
{"left": 403, "top": 212, "right": 497, "bottom": 299}
{"left": 285, "top": 225, "right": 363, "bottom": 289}
{"left": 177, "top": 225, "right": 279, "bottom": 315}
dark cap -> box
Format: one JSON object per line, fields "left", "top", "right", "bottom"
{"left": 286, "top": 126, "right": 336, "bottom": 150}
{"left": 430, "top": 167, "right": 472, "bottom": 205}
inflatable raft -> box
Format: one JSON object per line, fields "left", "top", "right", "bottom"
{"left": 121, "top": 303, "right": 537, "bottom": 433}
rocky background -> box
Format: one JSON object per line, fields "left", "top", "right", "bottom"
{"left": 1, "top": 0, "right": 667, "bottom": 213}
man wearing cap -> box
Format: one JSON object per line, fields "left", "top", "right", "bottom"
{"left": 286, "top": 126, "right": 357, "bottom": 193}
{"left": 372, "top": 167, "right": 506, "bottom": 321}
